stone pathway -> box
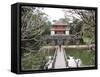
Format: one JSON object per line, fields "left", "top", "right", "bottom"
{"left": 54, "top": 46, "right": 66, "bottom": 69}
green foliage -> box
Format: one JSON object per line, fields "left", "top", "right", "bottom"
{"left": 82, "top": 23, "right": 95, "bottom": 44}
{"left": 64, "top": 9, "right": 95, "bottom": 44}
{"left": 21, "top": 6, "right": 52, "bottom": 70}
{"left": 21, "top": 47, "right": 56, "bottom": 70}
{"left": 70, "top": 19, "right": 83, "bottom": 34}
{"left": 21, "top": 6, "right": 51, "bottom": 50}
{"left": 76, "top": 10, "right": 95, "bottom": 44}
{"left": 21, "top": 51, "right": 46, "bottom": 70}
{"left": 65, "top": 48, "right": 95, "bottom": 65}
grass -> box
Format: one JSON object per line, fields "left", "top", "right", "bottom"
{"left": 21, "top": 47, "right": 56, "bottom": 70}
{"left": 65, "top": 48, "right": 95, "bottom": 66}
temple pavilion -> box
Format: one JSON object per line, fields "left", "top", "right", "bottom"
{"left": 50, "top": 20, "right": 70, "bottom": 36}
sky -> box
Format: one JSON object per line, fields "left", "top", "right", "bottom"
{"left": 32, "top": 6, "right": 81, "bottom": 24}
{"left": 42, "top": 7, "right": 80, "bottom": 23}
{"left": 42, "top": 8, "right": 65, "bottom": 23}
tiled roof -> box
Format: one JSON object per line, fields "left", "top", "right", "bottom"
{"left": 53, "top": 20, "right": 67, "bottom": 25}
{"left": 51, "top": 28, "right": 70, "bottom": 31}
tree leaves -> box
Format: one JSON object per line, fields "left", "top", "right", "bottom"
{"left": 21, "top": 6, "right": 50, "bottom": 51}
{"left": 64, "top": 9, "right": 95, "bottom": 44}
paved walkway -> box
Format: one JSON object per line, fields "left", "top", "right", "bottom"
{"left": 54, "top": 46, "right": 66, "bottom": 69}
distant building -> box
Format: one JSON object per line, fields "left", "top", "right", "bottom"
{"left": 50, "top": 20, "right": 70, "bottom": 36}
{"left": 42, "top": 20, "right": 74, "bottom": 45}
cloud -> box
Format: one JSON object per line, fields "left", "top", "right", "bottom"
{"left": 43, "top": 8, "right": 64, "bottom": 22}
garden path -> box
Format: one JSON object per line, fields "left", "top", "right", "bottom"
{"left": 54, "top": 46, "right": 66, "bottom": 69}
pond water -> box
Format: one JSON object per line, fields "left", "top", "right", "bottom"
{"left": 65, "top": 48, "right": 95, "bottom": 67}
